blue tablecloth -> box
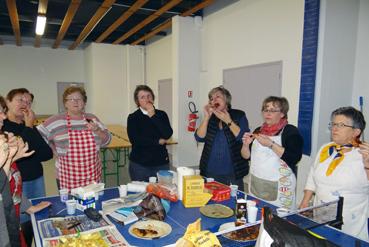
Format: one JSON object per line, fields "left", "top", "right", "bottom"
{"left": 31, "top": 188, "right": 369, "bottom": 246}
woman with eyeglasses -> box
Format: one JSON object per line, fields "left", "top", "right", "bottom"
{"left": 37, "top": 86, "right": 111, "bottom": 190}
{"left": 127, "top": 85, "right": 173, "bottom": 182}
{"left": 299, "top": 106, "right": 369, "bottom": 241}
{"left": 1, "top": 95, "right": 51, "bottom": 247}
{"left": 195, "top": 86, "right": 249, "bottom": 190}
{"left": 241, "top": 96, "right": 303, "bottom": 209}
{"left": 3, "top": 88, "right": 53, "bottom": 201}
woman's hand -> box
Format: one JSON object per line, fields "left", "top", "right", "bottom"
{"left": 159, "top": 138, "right": 167, "bottom": 145}
{"left": 0, "top": 134, "right": 9, "bottom": 168}
{"left": 213, "top": 109, "right": 232, "bottom": 125}
{"left": 203, "top": 104, "right": 213, "bottom": 119}
{"left": 23, "top": 108, "right": 36, "bottom": 128}
{"left": 6, "top": 133, "right": 19, "bottom": 161}
{"left": 12, "top": 137, "right": 35, "bottom": 163}
{"left": 242, "top": 132, "right": 254, "bottom": 146}
{"left": 26, "top": 201, "right": 52, "bottom": 214}
{"left": 358, "top": 142, "right": 369, "bottom": 169}
{"left": 254, "top": 134, "right": 274, "bottom": 148}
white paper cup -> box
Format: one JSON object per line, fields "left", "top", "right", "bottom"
{"left": 66, "top": 200, "right": 77, "bottom": 215}
{"left": 149, "top": 177, "right": 157, "bottom": 183}
{"left": 230, "top": 184, "right": 238, "bottom": 197}
{"left": 247, "top": 206, "right": 258, "bottom": 223}
{"left": 195, "top": 169, "right": 200, "bottom": 175}
{"left": 246, "top": 200, "right": 256, "bottom": 208}
{"left": 119, "top": 185, "right": 128, "bottom": 197}
{"left": 59, "top": 189, "right": 69, "bottom": 203}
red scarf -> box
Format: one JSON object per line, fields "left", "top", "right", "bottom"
{"left": 260, "top": 118, "right": 288, "bottom": 136}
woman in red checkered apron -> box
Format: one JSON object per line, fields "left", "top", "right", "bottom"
{"left": 37, "top": 86, "right": 111, "bottom": 191}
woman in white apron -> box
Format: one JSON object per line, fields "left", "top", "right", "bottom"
{"left": 241, "top": 96, "right": 303, "bottom": 209}
{"left": 300, "top": 107, "right": 369, "bottom": 241}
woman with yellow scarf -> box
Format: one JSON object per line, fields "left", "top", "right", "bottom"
{"left": 300, "top": 106, "right": 369, "bottom": 241}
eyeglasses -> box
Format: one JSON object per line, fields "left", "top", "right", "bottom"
{"left": 14, "top": 98, "right": 32, "bottom": 106}
{"left": 66, "top": 98, "right": 83, "bottom": 103}
{"left": 328, "top": 122, "right": 354, "bottom": 130}
{"left": 262, "top": 109, "right": 281, "bottom": 113}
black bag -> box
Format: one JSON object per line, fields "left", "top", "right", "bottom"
{"left": 256, "top": 207, "right": 338, "bottom": 247}
{"left": 133, "top": 194, "right": 166, "bottom": 221}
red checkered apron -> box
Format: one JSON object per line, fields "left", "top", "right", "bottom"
{"left": 58, "top": 114, "right": 101, "bottom": 190}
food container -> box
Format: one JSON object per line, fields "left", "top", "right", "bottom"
{"left": 204, "top": 181, "right": 231, "bottom": 202}
{"left": 157, "top": 170, "right": 173, "bottom": 185}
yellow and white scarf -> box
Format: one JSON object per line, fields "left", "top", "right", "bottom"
{"left": 319, "top": 143, "right": 353, "bottom": 176}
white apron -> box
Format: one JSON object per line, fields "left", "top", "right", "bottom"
{"left": 249, "top": 134, "right": 296, "bottom": 209}
{"left": 312, "top": 148, "right": 369, "bottom": 241}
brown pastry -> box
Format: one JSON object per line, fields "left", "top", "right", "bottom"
{"left": 132, "top": 227, "right": 158, "bottom": 238}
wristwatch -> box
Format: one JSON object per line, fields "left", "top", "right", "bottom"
{"left": 227, "top": 120, "right": 233, "bottom": 127}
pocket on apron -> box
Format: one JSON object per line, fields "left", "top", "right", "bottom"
{"left": 250, "top": 174, "right": 278, "bottom": 201}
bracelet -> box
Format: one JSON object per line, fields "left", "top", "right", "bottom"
{"left": 269, "top": 141, "right": 275, "bottom": 149}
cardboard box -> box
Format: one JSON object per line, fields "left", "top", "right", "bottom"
{"left": 204, "top": 181, "right": 231, "bottom": 202}
{"left": 72, "top": 191, "right": 96, "bottom": 211}
{"left": 182, "top": 175, "right": 212, "bottom": 208}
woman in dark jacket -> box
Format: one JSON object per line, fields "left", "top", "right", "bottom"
{"left": 127, "top": 85, "right": 173, "bottom": 182}
{"left": 195, "top": 86, "right": 249, "bottom": 190}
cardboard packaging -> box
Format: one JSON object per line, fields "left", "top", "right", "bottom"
{"left": 182, "top": 175, "right": 212, "bottom": 208}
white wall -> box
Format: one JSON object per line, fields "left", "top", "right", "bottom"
{"left": 0, "top": 46, "right": 85, "bottom": 114}
{"left": 352, "top": 0, "right": 369, "bottom": 140}
{"left": 172, "top": 16, "right": 202, "bottom": 167}
{"left": 200, "top": 0, "right": 304, "bottom": 124}
{"left": 145, "top": 35, "right": 172, "bottom": 96}
{"left": 84, "top": 43, "right": 144, "bottom": 125}
{"left": 312, "top": 0, "right": 360, "bottom": 157}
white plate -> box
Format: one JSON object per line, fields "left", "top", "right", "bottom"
{"left": 218, "top": 222, "right": 236, "bottom": 232}
{"left": 128, "top": 220, "right": 172, "bottom": 240}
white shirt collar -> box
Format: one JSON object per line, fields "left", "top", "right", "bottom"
{"left": 140, "top": 107, "right": 149, "bottom": 115}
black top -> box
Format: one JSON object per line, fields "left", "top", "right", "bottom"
{"left": 3, "top": 119, "right": 53, "bottom": 181}
{"left": 127, "top": 109, "right": 173, "bottom": 167}
{"left": 254, "top": 124, "right": 303, "bottom": 175}
{"left": 199, "top": 109, "right": 250, "bottom": 180}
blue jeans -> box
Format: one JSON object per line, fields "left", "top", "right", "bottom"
{"left": 21, "top": 176, "right": 46, "bottom": 223}
{"left": 129, "top": 161, "right": 169, "bottom": 182}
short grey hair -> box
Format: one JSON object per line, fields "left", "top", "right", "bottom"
{"left": 208, "top": 86, "right": 232, "bottom": 109}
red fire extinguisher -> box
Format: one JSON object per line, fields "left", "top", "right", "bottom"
{"left": 187, "top": 101, "right": 198, "bottom": 132}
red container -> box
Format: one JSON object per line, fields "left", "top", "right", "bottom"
{"left": 204, "top": 181, "right": 231, "bottom": 202}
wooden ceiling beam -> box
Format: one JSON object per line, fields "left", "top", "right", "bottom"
{"left": 131, "top": 20, "right": 171, "bottom": 45}
{"left": 131, "top": 0, "right": 214, "bottom": 45}
{"left": 34, "top": 0, "right": 49, "bottom": 48}
{"left": 113, "top": 0, "right": 182, "bottom": 45}
{"left": 53, "top": 0, "right": 81, "bottom": 49}
{"left": 69, "top": 0, "right": 116, "bottom": 50}
{"left": 5, "top": 0, "right": 21, "bottom": 46}
{"left": 181, "top": 0, "right": 214, "bottom": 17}
{"left": 96, "top": 0, "right": 148, "bottom": 43}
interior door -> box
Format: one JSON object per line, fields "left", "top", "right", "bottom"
{"left": 223, "top": 61, "right": 282, "bottom": 130}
